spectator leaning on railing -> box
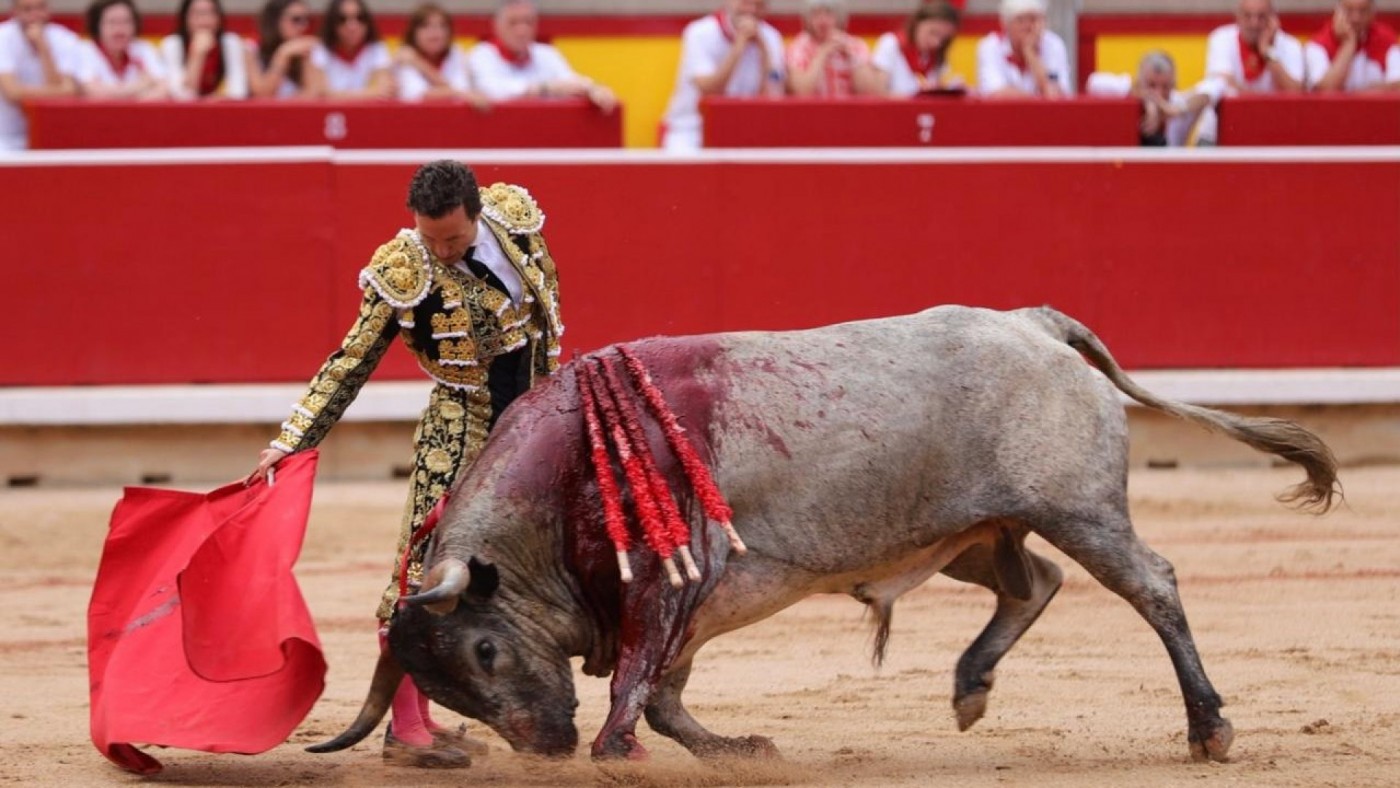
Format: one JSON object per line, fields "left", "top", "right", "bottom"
{"left": 0, "top": 0, "right": 80, "bottom": 149}
{"left": 1087, "top": 50, "right": 1223, "bottom": 147}
{"left": 160, "top": 0, "right": 252, "bottom": 99}
{"left": 1306, "top": 0, "right": 1400, "bottom": 92}
{"left": 870, "top": 0, "right": 964, "bottom": 96}
{"left": 467, "top": 0, "right": 615, "bottom": 111}
{"left": 662, "top": 0, "right": 785, "bottom": 152}
{"left": 251, "top": 0, "right": 323, "bottom": 97}
{"left": 395, "top": 3, "right": 486, "bottom": 107}
{"left": 1206, "top": 0, "right": 1304, "bottom": 94}
{"left": 316, "top": 0, "right": 392, "bottom": 98}
{"left": 977, "top": 0, "right": 1071, "bottom": 98}
{"left": 76, "top": 0, "right": 167, "bottom": 99}
{"left": 785, "top": 0, "right": 876, "bottom": 97}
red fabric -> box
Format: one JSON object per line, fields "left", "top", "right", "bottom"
{"left": 490, "top": 38, "right": 529, "bottom": 67}
{"left": 715, "top": 11, "right": 734, "bottom": 42}
{"left": 398, "top": 492, "right": 449, "bottom": 598}
{"left": 196, "top": 48, "right": 221, "bottom": 96}
{"left": 87, "top": 451, "right": 326, "bottom": 775}
{"left": 1313, "top": 20, "right": 1398, "bottom": 69}
{"left": 899, "top": 32, "right": 939, "bottom": 89}
{"left": 1239, "top": 33, "right": 1265, "bottom": 80}
{"left": 331, "top": 41, "right": 367, "bottom": 64}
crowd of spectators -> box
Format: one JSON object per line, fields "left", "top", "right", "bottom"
{"left": 1, "top": 0, "right": 1398, "bottom": 150}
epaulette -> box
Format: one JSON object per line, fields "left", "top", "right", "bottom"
{"left": 358, "top": 230, "right": 434, "bottom": 309}
{"left": 480, "top": 183, "right": 546, "bottom": 235}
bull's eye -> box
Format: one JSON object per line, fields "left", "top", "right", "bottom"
{"left": 475, "top": 639, "right": 496, "bottom": 673}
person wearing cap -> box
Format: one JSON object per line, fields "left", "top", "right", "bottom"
{"left": 661, "top": 0, "right": 786, "bottom": 152}
{"left": 1205, "top": 0, "right": 1304, "bottom": 94}
{"left": 786, "top": 0, "right": 876, "bottom": 97}
{"left": 1305, "top": 0, "right": 1400, "bottom": 92}
{"left": 976, "top": 0, "right": 1071, "bottom": 97}
{"left": 870, "top": 0, "right": 964, "bottom": 96}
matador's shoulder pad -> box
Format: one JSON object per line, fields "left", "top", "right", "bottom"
{"left": 479, "top": 183, "right": 546, "bottom": 236}
{"left": 358, "top": 231, "right": 434, "bottom": 308}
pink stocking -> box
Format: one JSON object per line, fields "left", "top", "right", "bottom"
{"left": 379, "top": 626, "right": 433, "bottom": 747}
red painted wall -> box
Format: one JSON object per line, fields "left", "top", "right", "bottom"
{"left": 6, "top": 153, "right": 1398, "bottom": 386}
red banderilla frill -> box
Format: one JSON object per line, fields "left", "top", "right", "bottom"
{"left": 577, "top": 364, "right": 633, "bottom": 582}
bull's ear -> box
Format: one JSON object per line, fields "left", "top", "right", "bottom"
{"left": 466, "top": 557, "right": 500, "bottom": 599}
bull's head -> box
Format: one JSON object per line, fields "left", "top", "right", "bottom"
{"left": 306, "top": 557, "right": 580, "bottom": 758}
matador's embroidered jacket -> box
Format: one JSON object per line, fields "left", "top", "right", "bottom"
{"left": 267, "top": 183, "right": 563, "bottom": 619}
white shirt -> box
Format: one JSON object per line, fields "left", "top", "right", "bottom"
{"left": 975, "top": 30, "right": 1072, "bottom": 96}
{"left": 1205, "top": 24, "right": 1304, "bottom": 93}
{"left": 0, "top": 19, "right": 82, "bottom": 149}
{"left": 662, "top": 13, "right": 785, "bottom": 150}
{"left": 158, "top": 31, "right": 249, "bottom": 99}
{"left": 466, "top": 40, "right": 577, "bottom": 100}
{"left": 314, "top": 40, "right": 390, "bottom": 93}
{"left": 1085, "top": 71, "right": 1220, "bottom": 147}
{"left": 455, "top": 219, "right": 523, "bottom": 305}
{"left": 1304, "top": 36, "right": 1400, "bottom": 91}
{"left": 870, "top": 31, "right": 953, "bottom": 97}
{"left": 76, "top": 38, "right": 165, "bottom": 88}
{"left": 396, "top": 44, "right": 469, "bottom": 101}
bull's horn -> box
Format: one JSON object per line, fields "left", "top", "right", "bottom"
{"left": 402, "top": 558, "right": 469, "bottom": 616}
{"left": 305, "top": 648, "right": 404, "bottom": 753}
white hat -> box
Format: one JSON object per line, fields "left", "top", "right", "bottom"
{"left": 1000, "top": 0, "right": 1047, "bottom": 20}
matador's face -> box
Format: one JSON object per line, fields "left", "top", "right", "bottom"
{"left": 415, "top": 206, "right": 480, "bottom": 264}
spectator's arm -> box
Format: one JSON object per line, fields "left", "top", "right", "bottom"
{"left": 850, "top": 59, "right": 881, "bottom": 96}
{"left": 977, "top": 36, "right": 1023, "bottom": 97}
{"left": 1311, "top": 40, "right": 1355, "bottom": 92}
{"left": 1264, "top": 51, "right": 1303, "bottom": 92}
{"left": 693, "top": 38, "right": 752, "bottom": 95}
{"left": 0, "top": 29, "right": 76, "bottom": 100}
{"left": 787, "top": 41, "right": 827, "bottom": 96}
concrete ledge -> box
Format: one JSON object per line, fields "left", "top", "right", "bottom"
{"left": 2, "top": 369, "right": 1398, "bottom": 427}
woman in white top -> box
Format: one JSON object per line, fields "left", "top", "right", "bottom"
{"left": 316, "top": 0, "right": 392, "bottom": 98}
{"left": 77, "top": 0, "right": 167, "bottom": 98}
{"left": 976, "top": 0, "right": 1072, "bottom": 98}
{"left": 159, "top": 0, "right": 252, "bottom": 99}
{"left": 394, "top": 3, "right": 486, "bottom": 107}
{"left": 251, "top": 0, "right": 323, "bottom": 97}
{"left": 870, "top": 0, "right": 965, "bottom": 96}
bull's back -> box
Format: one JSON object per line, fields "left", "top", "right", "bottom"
{"left": 686, "top": 306, "right": 1128, "bottom": 575}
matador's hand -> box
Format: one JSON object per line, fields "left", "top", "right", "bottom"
{"left": 246, "top": 447, "right": 289, "bottom": 486}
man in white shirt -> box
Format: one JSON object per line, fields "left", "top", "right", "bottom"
{"left": 467, "top": 0, "right": 615, "bottom": 111}
{"left": 0, "top": 0, "right": 79, "bottom": 150}
{"left": 976, "top": 0, "right": 1072, "bottom": 98}
{"left": 662, "top": 0, "right": 785, "bottom": 152}
{"left": 1206, "top": 0, "right": 1305, "bottom": 93}
{"left": 1305, "top": 0, "right": 1400, "bottom": 92}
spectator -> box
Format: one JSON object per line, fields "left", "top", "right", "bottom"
{"left": 467, "top": 0, "right": 615, "bottom": 111}
{"left": 251, "top": 0, "right": 323, "bottom": 98}
{"left": 77, "top": 0, "right": 165, "bottom": 99}
{"left": 1306, "top": 0, "right": 1400, "bottom": 92}
{"left": 316, "top": 0, "right": 391, "bottom": 98}
{"left": 396, "top": 3, "right": 484, "bottom": 106}
{"left": 661, "top": 0, "right": 785, "bottom": 152}
{"left": 786, "top": 0, "right": 876, "bottom": 97}
{"left": 160, "top": 0, "right": 252, "bottom": 99}
{"left": 1205, "top": 0, "right": 1304, "bottom": 93}
{"left": 1087, "top": 51, "right": 1222, "bottom": 147}
{"left": 870, "top": 0, "right": 964, "bottom": 96}
{"left": 977, "top": 0, "right": 1071, "bottom": 98}
{"left": 0, "top": 0, "right": 81, "bottom": 149}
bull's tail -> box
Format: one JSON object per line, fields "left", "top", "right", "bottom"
{"left": 1023, "top": 306, "right": 1340, "bottom": 513}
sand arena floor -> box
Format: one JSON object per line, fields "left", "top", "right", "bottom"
{"left": 3, "top": 465, "right": 1399, "bottom": 787}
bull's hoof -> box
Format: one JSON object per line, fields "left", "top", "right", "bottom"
{"left": 591, "top": 732, "right": 649, "bottom": 761}
{"left": 953, "top": 690, "right": 989, "bottom": 732}
{"left": 1188, "top": 718, "right": 1234, "bottom": 763}
{"left": 695, "top": 734, "right": 780, "bottom": 760}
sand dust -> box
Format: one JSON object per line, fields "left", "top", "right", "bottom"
{"left": 3, "top": 466, "right": 1399, "bottom": 786}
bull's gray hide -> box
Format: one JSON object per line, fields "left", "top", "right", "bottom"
{"left": 312, "top": 305, "right": 1338, "bottom": 766}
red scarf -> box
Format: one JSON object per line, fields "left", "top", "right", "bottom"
{"left": 715, "top": 11, "right": 735, "bottom": 42}
{"left": 422, "top": 47, "right": 449, "bottom": 70}
{"left": 1004, "top": 33, "right": 1033, "bottom": 71}
{"left": 331, "top": 41, "right": 367, "bottom": 65}
{"left": 1238, "top": 32, "right": 1266, "bottom": 80}
{"left": 196, "top": 47, "right": 221, "bottom": 96}
{"left": 899, "top": 31, "right": 940, "bottom": 84}
{"left": 1313, "top": 19, "right": 1398, "bottom": 69}
{"left": 101, "top": 46, "right": 137, "bottom": 79}
{"left": 489, "top": 38, "right": 529, "bottom": 67}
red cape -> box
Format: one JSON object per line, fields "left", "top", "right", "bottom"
{"left": 87, "top": 451, "right": 326, "bottom": 774}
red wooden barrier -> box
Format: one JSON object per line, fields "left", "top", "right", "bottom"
{"left": 24, "top": 99, "right": 624, "bottom": 150}
{"left": 4, "top": 150, "right": 1397, "bottom": 386}
{"left": 1217, "top": 94, "right": 1400, "bottom": 146}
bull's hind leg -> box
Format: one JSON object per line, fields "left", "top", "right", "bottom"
{"left": 1035, "top": 513, "right": 1233, "bottom": 762}
{"left": 940, "top": 540, "right": 1064, "bottom": 731}
{"left": 644, "top": 659, "right": 779, "bottom": 759}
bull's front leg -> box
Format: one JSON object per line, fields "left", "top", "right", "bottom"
{"left": 591, "top": 637, "right": 663, "bottom": 760}
{"left": 644, "top": 659, "right": 779, "bottom": 759}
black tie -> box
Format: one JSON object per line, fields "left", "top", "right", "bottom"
{"left": 463, "top": 248, "right": 507, "bottom": 295}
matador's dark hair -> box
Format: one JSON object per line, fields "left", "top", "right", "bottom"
{"left": 406, "top": 160, "right": 482, "bottom": 219}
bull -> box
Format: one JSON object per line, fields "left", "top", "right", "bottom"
{"left": 310, "top": 305, "right": 1338, "bottom": 765}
